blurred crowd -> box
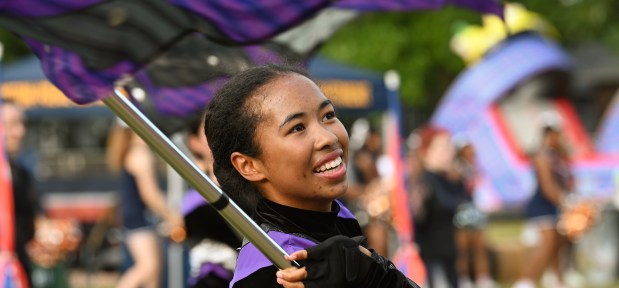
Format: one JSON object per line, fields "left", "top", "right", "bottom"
{"left": 343, "top": 114, "right": 603, "bottom": 288}
{"left": 344, "top": 122, "right": 497, "bottom": 288}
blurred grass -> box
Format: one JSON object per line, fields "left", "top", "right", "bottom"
{"left": 485, "top": 219, "right": 619, "bottom": 288}
{"left": 69, "top": 269, "right": 117, "bottom": 288}
{"left": 486, "top": 219, "right": 525, "bottom": 245}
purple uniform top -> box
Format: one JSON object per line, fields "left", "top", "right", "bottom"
{"left": 230, "top": 200, "right": 356, "bottom": 286}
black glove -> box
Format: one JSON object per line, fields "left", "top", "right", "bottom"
{"left": 300, "top": 235, "right": 419, "bottom": 288}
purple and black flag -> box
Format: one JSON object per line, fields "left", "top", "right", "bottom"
{"left": 121, "top": 7, "right": 359, "bottom": 133}
{"left": 0, "top": 0, "right": 501, "bottom": 133}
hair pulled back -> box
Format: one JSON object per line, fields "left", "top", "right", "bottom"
{"left": 204, "top": 64, "right": 309, "bottom": 214}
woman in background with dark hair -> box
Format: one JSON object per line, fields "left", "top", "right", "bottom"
{"left": 452, "top": 138, "right": 494, "bottom": 288}
{"left": 513, "top": 118, "right": 573, "bottom": 288}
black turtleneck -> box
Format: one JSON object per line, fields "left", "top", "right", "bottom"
{"left": 253, "top": 199, "right": 363, "bottom": 243}
{"left": 233, "top": 198, "right": 363, "bottom": 288}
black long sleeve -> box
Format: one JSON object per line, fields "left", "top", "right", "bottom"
{"left": 231, "top": 200, "right": 420, "bottom": 288}
{"left": 233, "top": 266, "right": 279, "bottom": 288}
{"left": 366, "top": 251, "right": 420, "bottom": 288}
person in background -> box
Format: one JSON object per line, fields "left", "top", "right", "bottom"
{"left": 106, "top": 120, "right": 184, "bottom": 288}
{"left": 452, "top": 137, "right": 494, "bottom": 288}
{"left": 513, "top": 119, "right": 573, "bottom": 288}
{"left": 346, "top": 128, "right": 391, "bottom": 256}
{"left": 405, "top": 130, "right": 425, "bottom": 233}
{"left": 1, "top": 100, "right": 40, "bottom": 287}
{"left": 181, "top": 117, "right": 241, "bottom": 288}
{"left": 413, "top": 125, "right": 469, "bottom": 288}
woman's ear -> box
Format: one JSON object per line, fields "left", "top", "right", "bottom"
{"left": 231, "top": 152, "right": 266, "bottom": 182}
{"left": 187, "top": 135, "right": 203, "bottom": 156}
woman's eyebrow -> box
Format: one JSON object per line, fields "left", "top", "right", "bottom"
{"left": 279, "top": 112, "right": 304, "bottom": 130}
{"left": 278, "top": 100, "right": 333, "bottom": 130}
{"left": 319, "top": 99, "right": 333, "bottom": 109}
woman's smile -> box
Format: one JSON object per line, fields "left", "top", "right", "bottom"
{"left": 314, "top": 158, "right": 347, "bottom": 179}
{"left": 313, "top": 151, "right": 347, "bottom": 180}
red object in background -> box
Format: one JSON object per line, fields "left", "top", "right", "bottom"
{"left": 0, "top": 127, "right": 15, "bottom": 256}
{"left": 384, "top": 106, "right": 427, "bottom": 285}
{"left": 553, "top": 98, "right": 597, "bottom": 159}
{"left": 43, "top": 193, "right": 116, "bottom": 224}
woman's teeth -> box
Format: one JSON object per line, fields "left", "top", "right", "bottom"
{"left": 315, "top": 156, "right": 342, "bottom": 173}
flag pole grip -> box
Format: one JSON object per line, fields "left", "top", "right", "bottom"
{"left": 103, "top": 89, "right": 297, "bottom": 269}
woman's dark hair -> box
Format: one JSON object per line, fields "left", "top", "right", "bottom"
{"left": 203, "top": 64, "right": 310, "bottom": 214}
{"left": 542, "top": 124, "right": 560, "bottom": 136}
{"left": 188, "top": 114, "right": 204, "bottom": 137}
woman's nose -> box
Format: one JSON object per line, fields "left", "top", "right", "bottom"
{"left": 314, "top": 125, "right": 338, "bottom": 150}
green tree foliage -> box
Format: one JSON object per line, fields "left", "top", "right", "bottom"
{"left": 0, "top": 29, "right": 31, "bottom": 63}
{"left": 522, "top": 0, "right": 619, "bottom": 49}
{"left": 319, "top": 8, "right": 481, "bottom": 111}
{"left": 319, "top": 1, "right": 619, "bottom": 115}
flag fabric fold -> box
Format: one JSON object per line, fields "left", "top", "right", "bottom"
{"left": 124, "top": 7, "right": 359, "bottom": 134}
{"left": 0, "top": 0, "right": 502, "bottom": 117}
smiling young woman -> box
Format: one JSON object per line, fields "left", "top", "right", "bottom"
{"left": 204, "top": 65, "right": 419, "bottom": 288}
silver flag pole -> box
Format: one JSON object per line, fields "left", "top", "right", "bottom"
{"left": 166, "top": 133, "right": 186, "bottom": 288}
{"left": 102, "top": 88, "right": 296, "bottom": 269}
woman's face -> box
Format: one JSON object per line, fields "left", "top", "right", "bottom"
{"left": 251, "top": 73, "right": 349, "bottom": 211}
{"left": 546, "top": 130, "right": 562, "bottom": 149}
{"left": 423, "top": 133, "right": 454, "bottom": 172}
{"left": 459, "top": 145, "right": 475, "bottom": 162}
{"left": 2, "top": 104, "right": 25, "bottom": 156}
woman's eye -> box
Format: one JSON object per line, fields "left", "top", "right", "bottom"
{"left": 290, "top": 124, "right": 305, "bottom": 133}
{"left": 323, "top": 111, "right": 336, "bottom": 121}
